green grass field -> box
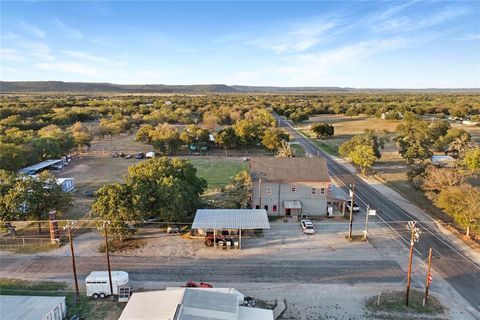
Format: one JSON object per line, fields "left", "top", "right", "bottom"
{"left": 290, "top": 143, "right": 306, "bottom": 157}
{"left": 190, "top": 158, "right": 248, "bottom": 188}
{"left": 365, "top": 290, "right": 444, "bottom": 315}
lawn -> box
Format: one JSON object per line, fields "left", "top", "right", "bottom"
{"left": 289, "top": 142, "right": 306, "bottom": 157}
{"left": 189, "top": 158, "right": 248, "bottom": 188}
{"left": 365, "top": 290, "right": 444, "bottom": 316}
{"left": 0, "top": 278, "right": 125, "bottom": 320}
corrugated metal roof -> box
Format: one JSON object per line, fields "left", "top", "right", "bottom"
{"left": 0, "top": 295, "right": 66, "bottom": 320}
{"left": 327, "top": 184, "right": 349, "bottom": 202}
{"left": 192, "top": 209, "right": 270, "bottom": 230}
{"left": 18, "top": 159, "right": 63, "bottom": 174}
{"left": 238, "top": 306, "right": 274, "bottom": 320}
{"left": 118, "top": 289, "right": 184, "bottom": 320}
{"left": 283, "top": 200, "right": 302, "bottom": 209}
{"left": 178, "top": 289, "right": 238, "bottom": 320}
{"left": 118, "top": 288, "right": 273, "bottom": 320}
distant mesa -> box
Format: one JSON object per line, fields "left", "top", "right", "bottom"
{"left": 0, "top": 81, "right": 351, "bottom": 93}
{"left": 0, "top": 81, "right": 477, "bottom": 93}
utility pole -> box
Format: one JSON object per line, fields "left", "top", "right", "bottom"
{"left": 423, "top": 248, "right": 433, "bottom": 306}
{"left": 405, "top": 221, "right": 420, "bottom": 306}
{"left": 64, "top": 221, "right": 79, "bottom": 302}
{"left": 348, "top": 183, "right": 355, "bottom": 240}
{"left": 98, "top": 221, "right": 113, "bottom": 298}
{"left": 364, "top": 204, "right": 370, "bottom": 240}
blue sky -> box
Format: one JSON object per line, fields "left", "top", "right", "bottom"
{"left": 1, "top": 1, "right": 479, "bottom": 88}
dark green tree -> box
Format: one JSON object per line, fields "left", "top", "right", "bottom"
{"left": 311, "top": 123, "right": 334, "bottom": 138}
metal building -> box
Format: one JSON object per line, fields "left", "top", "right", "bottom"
{"left": 0, "top": 295, "right": 67, "bottom": 320}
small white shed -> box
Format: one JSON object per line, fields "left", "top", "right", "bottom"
{"left": 0, "top": 295, "right": 67, "bottom": 320}
{"left": 56, "top": 178, "right": 75, "bottom": 192}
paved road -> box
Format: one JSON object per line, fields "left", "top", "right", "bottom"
{"left": 278, "top": 116, "right": 480, "bottom": 313}
{"left": 0, "top": 255, "right": 403, "bottom": 284}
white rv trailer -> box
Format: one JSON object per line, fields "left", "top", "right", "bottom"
{"left": 85, "top": 271, "right": 129, "bottom": 299}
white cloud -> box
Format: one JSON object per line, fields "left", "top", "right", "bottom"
{"left": 375, "top": 0, "right": 419, "bottom": 21}
{"left": 372, "top": 6, "right": 470, "bottom": 34}
{"left": 19, "top": 22, "right": 46, "bottom": 38}
{"left": 0, "top": 48, "right": 24, "bottom": 62}
{"left": 61, "top": 50, "right": 112, "bottom": 64}
{"left": 36, "top": 61, "right": 101, "bottom": 76}
{"left": 453, "top": 34, "right": 480, "bottom": 41}
{"left": 275, "top": 38, "right": 412, "bottom": 84}
{"left": 0, "top": 32, "right": 19, "bottom": 41}
{"left": 21, "top": 42, "right": 55, "bottom": 61}
{"left": 54, "top": 18, "right": 83, "bottom": 39}
{"left": 251, "top": 15, "right": 343, "bottom": 53}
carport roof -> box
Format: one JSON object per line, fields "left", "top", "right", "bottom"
{"left": 192, "top": 209, "right": 270, "bottom": 230}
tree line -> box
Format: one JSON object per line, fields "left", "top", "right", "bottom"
{"left": 272, "top": 93, "right": 480, "bottom": 123}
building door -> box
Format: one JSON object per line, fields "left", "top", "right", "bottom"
{"left": 285, "top": 208, "right": 291, "bottom": 216}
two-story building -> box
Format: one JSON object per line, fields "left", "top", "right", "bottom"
{"left": 249, "top": 157, "right": 330, "bottom": 219}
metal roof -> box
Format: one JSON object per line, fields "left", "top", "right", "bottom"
{"left": 118, "top": 289, "right": 184, "bottom": 320}
{"left": 192, "top": 209, "right": 270, "bottom": 230}
{"left": 284, "top": 200, "right": 302, "bottom": 209}
{"left": 118, "top": 288, "right": 273, "bottom": 320}
{"left": 327, "top": 184, "right": 349, "bottom": 202}
{"left": 178, "top": 289, "right": 238, "bottom": 320}
{"left": 18, "top": 159, "right": 63, "bottom": 174}
{"left": 0, "top": 295, "right": 66, "bottom": 320}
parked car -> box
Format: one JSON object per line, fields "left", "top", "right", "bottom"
{"left": 167, "top": 225, "right": 180, "bottom": 234}
{"left": 346, "top": 201, "right": 360, "bottom": 213}
{"left": 301, "top": 220, "right": 315, "bottom": 234}
{"left": 125, "top": 154, "right": 133, "bottom": 159}
{"left": 135, "top": 152, "right": 144, "bottom": 159}
{"left": 111, "top": 153, "right": 119, "bottom": 158}
{"left": 145, "top": 151, "right": 155, "bottom": 158}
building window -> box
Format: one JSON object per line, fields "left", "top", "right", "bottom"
{"left": 255, "top": 205, "right": 260, "bottom": 209}
{"left": 266, "top": 186, "right": 272, "bottom": 195}
{"left": 320, "top": 188, "right": 325, "bottom": 195}
{"left": 264, "top": 205, "right": 268, "bottom": 211}
{"left": 291, "top": 187, "right": 296, "bottom": 192}
{"left": 273, "top": 205, "right": 277, "bottom": 212}
{"left": 311, "top": 188, "right": 316, "bottom": 195}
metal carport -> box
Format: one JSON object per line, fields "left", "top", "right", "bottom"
{"left": 192, "top": 209, "right": 270, "bottom": 250}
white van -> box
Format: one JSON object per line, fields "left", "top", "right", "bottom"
{"left": 85, "top": 271, "right": 129, "bottom": 299}
{"left": 145, "top": 151, "right": 155, "bottom": 158}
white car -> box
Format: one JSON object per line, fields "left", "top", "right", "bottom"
{"left": 301, "top": 220, "right": 315, "bottom": 234}
{"left": 346, "top": 201, "right": 360, "bottom": 213}
{"left": 146, "top": 151, "right": 155, "bottom": 158}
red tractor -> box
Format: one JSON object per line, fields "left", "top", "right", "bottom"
{"left": 204, "top": 231, "right": 232, "bottom": 247}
